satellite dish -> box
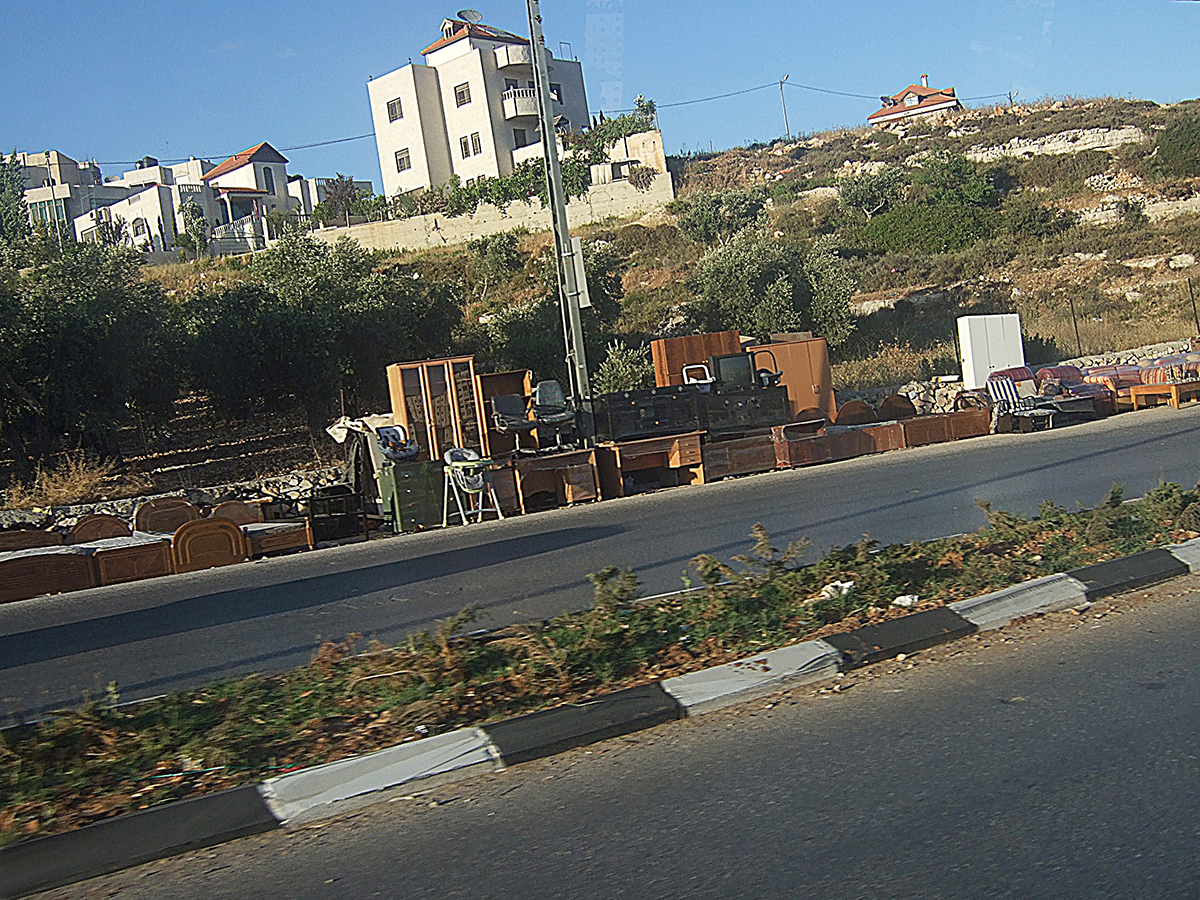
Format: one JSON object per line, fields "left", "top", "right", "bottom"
{"left": 457, "top": 8, "right": 483, "bottom": 23}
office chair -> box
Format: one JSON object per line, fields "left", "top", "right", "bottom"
{"left": 531, "top": 380, "right": 576, "bottom": 450}
{"left": 490, "top": 393, "right": 538, "bottom": 455}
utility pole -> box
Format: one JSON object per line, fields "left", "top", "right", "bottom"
{"left": 779, "top": 75, "right": 791, "bottom": 140}
{"left": 526, "top": 0, "right": 593, "bottom": 442}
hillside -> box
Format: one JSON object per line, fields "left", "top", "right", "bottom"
{"left": 8, "top": 95, "right": 1200, "bottom": 502}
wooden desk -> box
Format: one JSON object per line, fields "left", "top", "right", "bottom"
{"left": 508, "top": 449, "right": 599, "bottom": 513}
{"left": 1131, "top": 380, "right": 1200, "bottom": 410}
{"left": 595, "top": 431, "right": 704, "bottom": 499}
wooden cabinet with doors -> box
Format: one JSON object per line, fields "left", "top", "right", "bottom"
{"left": 386, "top": 357, "right": 488, "bottom": 462}
{"left": 749, "top": 338, "right": 836, "bottom": 420}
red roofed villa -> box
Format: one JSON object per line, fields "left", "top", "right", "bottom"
{"left": 868, "top": 75, "right": 962, "bottom": 127}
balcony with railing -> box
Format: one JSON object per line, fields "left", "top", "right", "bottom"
{"left": 501, "top": 87, "right": 540, "bottom": 120}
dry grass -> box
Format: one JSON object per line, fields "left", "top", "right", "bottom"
{"left": 832, "top": 342, "right": 958, "bottom": 391}
{"left": 3, "top": 453, "right": 121, "bottom": 509}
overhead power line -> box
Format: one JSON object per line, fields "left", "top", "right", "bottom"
{"left": 91, "top": 132, "right": 377, "bottom": 167}
{"left": 84, "top": 79, "right": 1015, "bottom": 168}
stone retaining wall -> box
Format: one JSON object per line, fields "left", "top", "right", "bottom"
{"left": 0, "top": 466, "right": 347, "bottom": 532}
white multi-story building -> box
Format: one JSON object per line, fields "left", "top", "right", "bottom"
{"left": 18, "top": 150, "right": 128, "bottom": 229}
{"left": 368, "top": 17, "right": 589, "bottom": 199}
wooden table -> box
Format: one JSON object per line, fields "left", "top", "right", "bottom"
{"left": 507, "top": 448, "right": 600, "bottom": 513}
{"left": 1131, "top": 380, "right": 1200, "bottom": 410}
{"left": 595, "top": 431, "right": 704, "bottom": 499}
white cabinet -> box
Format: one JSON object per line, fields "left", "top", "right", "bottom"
{"left": 958, "top": 314, "right": 1025, "bottom": 389}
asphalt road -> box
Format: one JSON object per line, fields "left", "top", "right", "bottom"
{"left": 52, "top": 574, "right": 1200, "bottom": 900}
{"left": 2, "top": 404, "right": 1199, "bottom": 720}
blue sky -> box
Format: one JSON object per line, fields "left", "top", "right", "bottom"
{"left": 2, "top": 1, "right": 1197, "bottom": 191}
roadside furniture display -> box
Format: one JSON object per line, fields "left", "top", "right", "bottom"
{"left": 442, "top": 449, "right": 504, "bottom": 526}
{"left": 946, "top": 409, "right": 991, "bottom": 440}
{"left": 876, "top": 394, "right": 918, "bottom": 421}
{"left": 1130, "top": 379, "right": 1200, "bottom": 410}
{"left": 594, "top": 386, "right": 702, "bottom": 442}
{"left": 834, "top": 400, "right": 877, "bottom": 427}
{"left": 0, "top": 547, "right": 98, "bottom": 604}
{"left": 88, "top": 534, "right": 174, "bottom": 586}
{"left": 700, "top": 386, "right": 790, "bottom": 436}
{"left": 377, "top": 460, "right": 443, "bottom": 533}
{"left": 134, "top": 497, "right": 202, "bottom": 534}
{"left": 749, "top": 338, "right": 836, "bottom": 420}
{"left": 303, "top": 485, "right": 365, "bottom": 543}
{"left": 386, "top": 356, "right": 487, "bottom": 462}
{"left": 478, "top": 369, "right": 536, "bottom": 458}
{"left": 986, "top": 376, "right": 1052, "bottom": 431}
{"left": 651, "top": 331, "right": 742, "bottom": 387}
{"left": 210, "top": 500, "right": 313, "bottom": 558}
{"left": 0, "top": 529, "right": 63, "bottom": 551}
{"left": 702, "top": 434, "right": 778, "bottom": 480}
{"left": 595, "top": 431, "right": 704, "bottom": 499}
{"left": 958, "top": 314, "right": 1025, "bottom": 389}
{"left": 171, "top": 518, "right": 249, "bottom": 574}
{"left": 506, "top": 448, "right": 600, "bottom": 513}
{"left": 531, "top": 380, "right": 577, "bottom": 449}
{"left": 67, "top": 514, "right": 131, "bottom": 543}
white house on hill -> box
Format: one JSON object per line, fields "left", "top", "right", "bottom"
{"left": 868, "top": 75, "right": 962, "bottom": 127}
{"left": 368, "top": 17, "right": 589, "bottom": 198}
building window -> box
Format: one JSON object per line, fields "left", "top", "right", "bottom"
{"left": 387, "top": 97, "right": 403, "bottom": 121}
{"left": 133, "top": 218, "right": 147, "bottom": 237}
{"left": 454, "top": 82, "right": 471, "bottom": 106}
{"left": 505, "top": 78, "right": 519, "bottom": 92}
{"left": 395, "top": 148, "right": 412, "bottom": 172}
{"left": 513, "top": 128, "right": 528, "bottom": 149}
{"left": 262, "top": 166, "right": 275, "bottom": 194}
{"left": 471, "top": 132, "right": 482, "bottom": 156}
{"left": 460, "top": 136, "right": 471, "bottom": 159}
{"left": 550, "top": 83, "right": 563, "bottom": 103}
{"left": 904, "top": 94, "right": 918, "bottom": 107}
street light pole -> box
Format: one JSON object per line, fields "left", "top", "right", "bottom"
{"left": 526, "top": 0, "right": 593, "bottom": 442}
{"left": 780, "top": 75, "right": 791, "bottom": 140}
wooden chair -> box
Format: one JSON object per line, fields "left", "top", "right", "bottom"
{"left": 134, "top": 497, "right": 202, "bottom": 534}
{"left": 68, "top": 514, "right": 132, "bottom": 544}
{"left": 0, "top": 530, "right": 63, "bottom": 552}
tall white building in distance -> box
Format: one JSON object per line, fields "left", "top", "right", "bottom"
{"left": 368, "top": 17, "right": 589, "bottom": 199}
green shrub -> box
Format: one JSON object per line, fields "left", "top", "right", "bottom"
{"left": 592, "top": 341, "right": 655, "bottom": 394}
{"left": 668, "top": 188, "right": 767, "bottom": 245}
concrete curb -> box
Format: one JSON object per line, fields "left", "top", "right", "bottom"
{"left": 258, "top": 727, "right": 502, "bottom": 826}
{"left": 661, "top": 640, "right": 842, "bottom": 714}
{"left": 949, "top": 574, "right": 1088, "bottom": 631}
{"left": 0, "top": 786, "right": 278, "bottom": 900}
{"left": 4, "top": 548, "right": 1197, "bottom": 898}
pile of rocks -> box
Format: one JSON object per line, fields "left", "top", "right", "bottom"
{"left": 835, "top": 379, "right": 969, "bottom": 417}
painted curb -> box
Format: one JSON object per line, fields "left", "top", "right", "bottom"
{"left": 823, "top": 606, "right": 976, "bottom": 668}
{"left": 661, "top": 640, "right": 842, "bottom": 714}
{"left": 481, "top": 683, "right": 683, "bottom": 766}
{"left": 1068, "top": 549, "right": 1188, "bottom": 600}
{"left": 1168, "top": 536, "right": 1200, "bottom": 573}
{"left": 949, "top": 573, "right": 1089, "bottom": 631}
{"left": 0, "top": 786, "right": 278, "bottom": 900}
{"left": 258, "top": 727, "right": 502, "bottom": 825}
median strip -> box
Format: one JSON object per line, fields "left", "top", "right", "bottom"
{"left": 5, "top": 486, "right": 1200, "bottom": 897}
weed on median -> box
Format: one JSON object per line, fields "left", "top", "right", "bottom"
{"left": 2, "top": 480, "right": 1197, "bottom": 847}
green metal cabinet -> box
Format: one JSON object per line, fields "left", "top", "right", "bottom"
{"left": 378, "top": 461, "right": 443, "bottom": 533}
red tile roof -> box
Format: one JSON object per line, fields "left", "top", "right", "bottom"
{"left": 868, "top": 83, "right": 961, "bottom": 123}
{"left": 421, "top": 20, "right": 527, "bottom": 56}
{"left": 202, "top": 142, "right": 289, "bottom": 182}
